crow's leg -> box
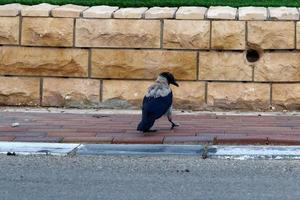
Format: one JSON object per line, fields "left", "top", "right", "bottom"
{"left": 167, "top": 114, "right": 179, "bottom": 130}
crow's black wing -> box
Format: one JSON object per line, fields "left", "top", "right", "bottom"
{"left": 137, "top": 92, "right": 173, "bottom": 132}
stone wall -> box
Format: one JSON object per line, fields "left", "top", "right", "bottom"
{"left": 0, "top": 3, "right": 300, "bottom": 111}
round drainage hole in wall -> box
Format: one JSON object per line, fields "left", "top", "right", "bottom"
{"left": 246, "top": 49, "right": 260, "bottom": 63}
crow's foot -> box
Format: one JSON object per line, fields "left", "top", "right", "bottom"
{"left": 170, "top": 122, "right": 179, "bottom": 130}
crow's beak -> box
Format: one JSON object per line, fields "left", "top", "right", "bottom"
{"left": 172, "top": 82, "right": 179, "bottom": 87}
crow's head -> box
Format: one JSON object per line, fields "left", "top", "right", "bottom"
{"left": 159, "top": 72, "right": 179, "bottom": 87}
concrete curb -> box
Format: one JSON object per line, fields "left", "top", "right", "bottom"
{"left": 77, "top": 144, "right": 300, "bottom": 159}
{"left": 208, "top": 145, "right": 300, "bottom": 160}
{"left": 2, "top": 142, "right": 300, "bottom": 159}
{"left": 0, "top": 142, "right": 80, "bottom": 156}
{"left": 76, "top": 144, "right": 203, "bottom": 156}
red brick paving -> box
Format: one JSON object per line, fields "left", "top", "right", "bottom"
{"left": 1, "top": 111, "right": 300, "bottom": 145}
{"left": 164, "top": 135, "right": 215, "bottom": 144}
{"left": 47, "top": 132, "right": 96, "bottom": 137}
{"left": 0, "top": 136, "right": 16, "bottom": 141}
{"left": 63, "top": 136, "right": 113, "bottom": 144}
{"left": 112, "top": 136, "right": 164, "bottom": 144}
{"left": 268, "top": 135, "right": 300, "bottom": 145}
{"left": 214, "top": 134, "right": 268, "bottom": 145}
{"left": 14, "top": 136, "right": 63, "bottom": 143}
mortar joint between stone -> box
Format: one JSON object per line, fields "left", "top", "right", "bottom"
{"left": 73, "top": 18, "right": 76, "bottom": 48}
{"left": 209, "top": 20, "right": 212, "bottom": 49}
{"left": 100, "top": 79, "right": 103, "bottom": 102}
{"left": 205, "top": 81, "right": 208, "bottom": 104}
{"left": 40, "top": 77, "right": 43, "bottom": 106}
{"left": 88, "top": 48, "right": 92, "bottom": 78}
{"left": 294, "top": 21, "right": 297, "bottom": 50}
{"left": 160, "top": 19, "right": 164, "bottom": 49}
{"left": 19, "top": 15, "right": 23, "bottom": 46}
{"left": 173, "top": 7, "right": 179, "bottom": 19}
{"left": 196, "top": 51, "right": 200, "bottom": 80}
{"left": 270, "top": 83, "right": 273, "bottom": 107}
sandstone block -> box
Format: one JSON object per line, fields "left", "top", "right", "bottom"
{"left": 21, "top": 3, "right": 58, "bottom": 17}
{"left": 51, "top": 4, "right": 88, "bottom": 18}
{"left": 254, "top": 52, "right": 300, "bottom": 82}
{"left": 102, "top": 80, "right": 150, "bottom": 108}
{"left": 75, "top": 19, "right": 160, "bottom": 48}
{"left": 175, "top": 6, "right": 207, "bottom": 19}
{"left": 207, "top": 83, "right": 270, "bottom": 110}
{"left": 22, "top": 17, "right": 73, "bottom": 47}
{"left": 238, "top": 7, "right": 267, "bottom": 20}
{"left": 0, "top": 76, "right": 40, "bottom": 106}
{"left": 206, "top": 6, "right": 237, "bottom": 19}
{"left": 113, "top": 7, "right": 148, "bottom": 18}
{"left": 211, "top": 21, "right": 246, "bottom": 50}
{"left": 91, "top": 49, "right": 197, "bottom": 80}
{"left": 0, "top": 3, "right": 28, "bottom": 16}
{"left": 269, "top": 7, "right": 299, "bottom": 20}
{"left": 43, "top": 78, "right": 100, "bottom": 107}
{"left": 172, "top": 81, "right": 205, "bottom": 110}
{"left": 0, "top": 46, "right": 88, "bottom": 77}
{"left": 102, "top": 80, "right": 204, "bottom": 109}
{"left": 145, "top": 7, "right": 177, "bottom": 19}
{"left": 163, "top": 20, "right": 210, "bottom": 49}
{"left": 199, "top": 51, "right": 252, "bottom": 81}
{"left": 272, "top": 84, "right": 300, "bottom": 110}
{"left": 83, "top": 6, "right": 119, "bottom": 18}
{"left": 0, "top": 17, "right": 19, "bottom": 45}
{"left": 247, "top": 21, "right": 295, "bottom": 49}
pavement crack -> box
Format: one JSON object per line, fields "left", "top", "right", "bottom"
{"left": 67, "top": 144, "right": 81, "bottom": 157}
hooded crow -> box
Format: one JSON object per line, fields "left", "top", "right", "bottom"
{"left": 137, "top": 72, "right": 179, "bottom": 133}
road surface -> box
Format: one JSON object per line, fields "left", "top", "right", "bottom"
{"left": 1, "top": 155, "right": 299, "bottom": 200}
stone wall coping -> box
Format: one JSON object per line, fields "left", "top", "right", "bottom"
{"left": 21, "top": 3, "right": 59, "bottom": 17}
{"left": 268, "top": 7, "right": 300, "bottom": 20}
{"left": 206, "top": 6, "right": 237, "bottom": 20}
{"left": 0, "top": 3, "right": 299, "bottom": 20}
{"left": 144, "top": 7, "right": 178, "bottom": 19}
{"left": 113, "top": 7, "right": 148, "bottom": 19}
{"left": 175, "top": 6, "right": 207, "bottom": 19}
{"left": 0, "top": 3, "right": 28, "bottom": 16}
{"left": 238, "top": 6, "right": 268, "bottom": 20}
{"left": 51, "top": 4, "right": 89, "bottom": 18}
{"left": 82, "top": 6, "right": 119, "bottom": 18}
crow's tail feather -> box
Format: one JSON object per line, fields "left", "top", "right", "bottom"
{"left": 137, "top": 118, "right": 155, "bottom": 132}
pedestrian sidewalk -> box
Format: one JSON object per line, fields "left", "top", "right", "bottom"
{"left": 0, "top": 108, "right": 300, "bottom": 145}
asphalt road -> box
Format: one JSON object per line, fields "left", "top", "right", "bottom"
{"left": 1, "top": 154, "right": 300, "bottom": 200}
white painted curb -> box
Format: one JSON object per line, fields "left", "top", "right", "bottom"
{"left": 0, "top": 142, "right": 80, "bottom": 156}
{"left": 208, "top": 145, "right": 300, "bottom": 160}
{"left": 2, "top": 142, "right": 300, "bottom": 160}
